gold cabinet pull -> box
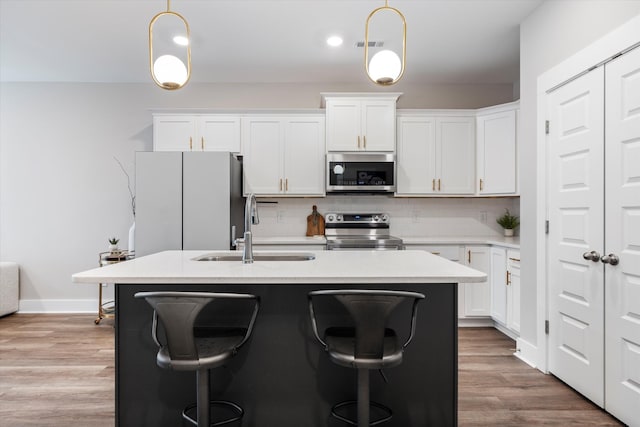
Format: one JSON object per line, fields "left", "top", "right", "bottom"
{"left": 279, "top": 178, "right": 283, "bottom": 191}
{"left": 438, "top": 179, "right": 441, "bottom": 191}
{"left": 432, "top": 179, "right": 436, "bottom": 191}
{"left": 467, "top": 250, "right": 471, "bottom": 264}
{"left": 509, "top": 257, "right": 521, "bottom": 262}
{"left": 201, "top": 137, "right": 204, "bottom": 150}
{"left": 189, "top": 137, "right": 193, "bottom": 151}
{"left": 285, "top": 178, "right": 289, "bottom": 192}
{"left": 480, "top": 178, "right": 484, "bottom": 191}
{"left": 363, "top": 135, "right": 367, "bottom": 149}
{"left": 431, "top": 251, "right": 441, "bottom": 255}
{"left": 357, "top": 136, "right": 361, "bottom": 149}
{"left": 506, "top": 271, "right": 511, "bottom": 285}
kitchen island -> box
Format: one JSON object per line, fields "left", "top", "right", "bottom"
{"left": 73, "top": 250, "right": 485, "bottom": 427}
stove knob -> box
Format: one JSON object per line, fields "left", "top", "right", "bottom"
{"left": 373, "top": 215, "right": 380, "bottom": 222}
{"left": 337, "top": 215, "right": 343, "bottom": 221}
{"left": 327, "top": 215, "right": 334, "bottom": 222}
{"left": 381, "top": 214, "right": 389, "bottom": 222}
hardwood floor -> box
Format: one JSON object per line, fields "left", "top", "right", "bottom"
{"left": 0, "top": 314, "right": 623, "bottom": 426}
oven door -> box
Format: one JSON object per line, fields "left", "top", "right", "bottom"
{"left": 327, "top": 153, "right": 395, "bottom": 193}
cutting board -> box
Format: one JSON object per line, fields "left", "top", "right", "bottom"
{"left": 306, "top": 205, "right": 325, "bottom": 236}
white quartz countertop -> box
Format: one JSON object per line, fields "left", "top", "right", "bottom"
{"left": 401, "top": 236, "right": 520, "bottom": 249}
{"left": 72, "top": 249, "right": 486, "bottom": 285}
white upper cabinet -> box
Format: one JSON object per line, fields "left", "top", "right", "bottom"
{"left": 396, "top": 114, "right": 475, "bottom": 195}
{"left": 197, "top": 115, "right": 241, "bottom": 152}
{"left": 396, "top": 116, "right": 437, "bottom": 194}
{"left": 437, "top": 116, "right": 475, "bottom": 194}
{"left": 324, "top": 94, "right": 400, "bottom": 152}
{"left": 476, "top": 106, "right": 517, "bottom": 194}
{"left": 153, "top": 115, "right": 197, "bottom": 151}
{"left": 243, "top": 115, "right": 325, "bottom": 197}
{"left": 153, "top": 114, "right": 241, "bottom": 152}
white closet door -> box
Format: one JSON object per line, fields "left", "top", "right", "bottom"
{"left": 604, "top": 46, "right": 640, "bottom": 427}
{"left": 547, "top": 67, "right": 605, "bottom": 406}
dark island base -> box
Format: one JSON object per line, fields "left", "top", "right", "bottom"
{"left": 116, "top": 282, "right": 458, "bottom": 427}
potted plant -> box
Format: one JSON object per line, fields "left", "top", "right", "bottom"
{"left": 496, "top": 209, "right": 519, "bottom": 237}
{"left": 108, "top": 237, "right": 120, "bottom": 253}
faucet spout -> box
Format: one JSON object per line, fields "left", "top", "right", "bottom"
{"left": 242, "top": 194, "right": 259, "bottom": 264}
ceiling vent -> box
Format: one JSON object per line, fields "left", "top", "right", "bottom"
{"left": 355, "top": 41, "right": 384, "bottom": 48}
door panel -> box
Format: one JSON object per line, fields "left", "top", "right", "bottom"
{"left": 604, "top": 46, "right": 640, "bottom": 426}
{"left": 547, "top": 67, "right": 605, "bottom": 406}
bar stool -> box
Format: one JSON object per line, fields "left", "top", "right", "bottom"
{"left": 135, "top": 291, "right": 260, "bottom": 427}
{"left": 308, "top": 289, "right": 425, "bottom": 427}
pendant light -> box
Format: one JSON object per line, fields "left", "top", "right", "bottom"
{"left": 365, "top": 0, "right": 406, "bottom": 85}
{"left": 149, "top": 0, "right": 191, "bottom": 90}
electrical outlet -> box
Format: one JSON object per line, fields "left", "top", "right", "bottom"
{"left": 479, "top": 211, "right": 487, "bottom": 224}
{"left": 277, "top": 211, "right": 285, "bottom": 223}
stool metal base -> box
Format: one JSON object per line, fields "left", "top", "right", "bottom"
{"left": 331, "top": 400, "right": 393, "bottom": 426}
{"left": 182, "top": 400, "right": 243, "bottom": 427}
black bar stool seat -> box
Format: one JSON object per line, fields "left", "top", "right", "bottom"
{"left": 308, "top": 289, "right": 425, "bottom": 427}
{"left": 135, "top": 291, "right": 260, "bottom": 427}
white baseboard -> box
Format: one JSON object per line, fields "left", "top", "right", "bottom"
{"left": 493, "top": 321, "right": 519, "bottom": 341}
{"left": 458, "top": 317, "right": 494, "bottom": 327}
{"left": 18, "top": 299, "right": 98, "bottom": 314}
{"left": 514, "top": 337, "right": 538, "bottom": 369}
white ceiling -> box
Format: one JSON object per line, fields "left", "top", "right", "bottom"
{"left": 0, "top": 0, "right": 543, "bottom": 85}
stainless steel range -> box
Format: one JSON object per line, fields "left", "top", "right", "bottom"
{"left": 324, "top": 213, "right": 404, "bottom": 250}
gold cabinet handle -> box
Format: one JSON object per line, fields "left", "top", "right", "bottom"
{"left": 509, "top": 257, "right": 521, "bottom": 262}
{"left": 279, "top": 178, "right": 283, "bottom": 191}
{"left": 285, "top": 178, "right": 289, "bottom": 192}
{"left": 480, "top": 178, "right": 484, "bottom": 191}
{"left": 438, "top": 179, "right": 441, "bottom": 191}
{"left": 357, "top": 136, "right": 361, "bottom": 149}
{"left": 431, "top": 251, "right": 441, "bottom": 255}
{"left": 189, "top": 137, "right": 193, "bottom": 151}
{"left": 467, "top": 250, "right": 471, "bottom": 264}
{"left": 506, "top": 271, "right": 511, "bottom": 285}
{"left": 363, "top": 135, "right": 367, "bottom": 149}
{"left": 432, "top": 179, "right": 436, "bottom": 191}
{"left": 201, "top": 137, "right": 204, "bottom": 150}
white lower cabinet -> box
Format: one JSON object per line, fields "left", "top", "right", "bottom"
{"left": 490, "top": 247, "right": 508, "bottom": 324}
{"left": 506, "top": 250, "right": 521, "bottom": 334}
{"left": 489, "top": 246, "right": 521, "bottom": 335}
{"left": 461, "top": 246, "right": 491, "bottom": 317}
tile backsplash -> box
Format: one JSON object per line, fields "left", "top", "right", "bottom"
{"left": 252, "top": 196, "right": 520, "bottom": 238}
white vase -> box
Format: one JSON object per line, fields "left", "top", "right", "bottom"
{"left": 128, "top": 222, "right": 135, "bottom": 255}
{"left": 109, "top": 243, "right": 119, "bottom": 252}
{"left": 504, "top": 228, "right": 514, "bottom": 237}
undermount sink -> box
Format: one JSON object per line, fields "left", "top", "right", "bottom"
{"left": 193, "top": 252, "right": 316, "bottom": 262}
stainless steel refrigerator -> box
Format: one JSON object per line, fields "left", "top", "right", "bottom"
{"left": 135, "top": 152, "right": 244, "bottom": 257}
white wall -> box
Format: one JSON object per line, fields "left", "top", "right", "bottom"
{"left": 0, "top": 81, "right": 514, "bottom": 312}
{"left": 519, "top": 1, "right": 640, "bottom": 360}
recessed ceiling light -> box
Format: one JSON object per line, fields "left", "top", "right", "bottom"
{"left": 173, "top": 35, "right": 189, "bottom": 46}
{"left": 326, "top": 36, "right": 343, "bottom": 47}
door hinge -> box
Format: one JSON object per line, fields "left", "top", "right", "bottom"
{"left": 545, "top": 320, "right": 550, "bottom": 335}
{"left": 545, "top": 220, "right": 549, "bottom": 234}
{"left": 545, "top": 120, "right": 550, "bottom": 135}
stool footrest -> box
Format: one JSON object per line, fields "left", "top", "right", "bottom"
{"left": 331, "top": 400, "right": 392, "bottom": 426}
{"left": 182, "top": 400, "right": 244, "bottom": 427}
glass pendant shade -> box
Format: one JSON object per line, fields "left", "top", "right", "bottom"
{"left": 368, "top": 50, "right": 402, "bottom": 84}
{"left": 149, "top": 1, "right": 191, "bottom": 90}
{"left": 365, "top": 0, "right": 406, "bottom": 86}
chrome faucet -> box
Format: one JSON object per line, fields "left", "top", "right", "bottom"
{"left": 242, "top": 193, "right": 260, "bottom": 264}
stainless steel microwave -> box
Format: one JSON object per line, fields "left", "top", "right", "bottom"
{"left": 326, "top": 153, "right": 395, "bottom": 193}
